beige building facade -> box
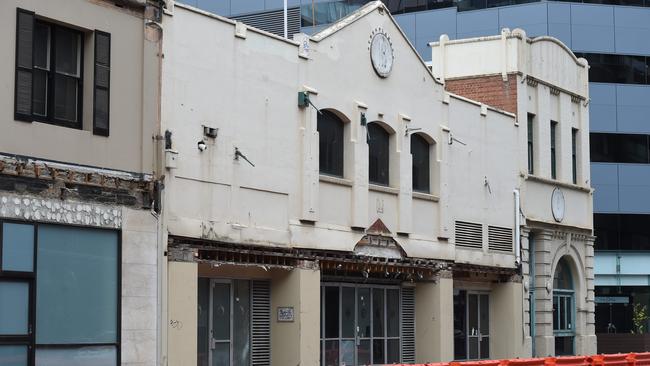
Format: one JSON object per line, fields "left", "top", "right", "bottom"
{"left": 159, "top": 1, "right": 595, "bottom": 365}
{"left": 0, "top": 1, "right": 163, "bottom": 365}
{"left": 431, "top": 30, "right": 596, "bottom": 357}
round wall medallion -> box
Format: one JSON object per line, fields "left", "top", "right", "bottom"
{"left": 369, "top": 29, "right": 394, "bottom": 78}
{"left": 551, "top": 187, "right": 565, "bottom": 223}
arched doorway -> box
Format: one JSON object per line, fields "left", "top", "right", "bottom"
{"left": 553, "top": 257, "right": 575, "bottom": 355}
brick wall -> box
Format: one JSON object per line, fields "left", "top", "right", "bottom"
{"left": 445, "top": 74, "right": 518, "bottom": 115}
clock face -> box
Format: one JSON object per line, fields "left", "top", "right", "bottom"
{"left": 551, "top": 188, "right": 565, "bottom": 222}
{"left": 370, "top": 32, "right": 394, "bottom": 78}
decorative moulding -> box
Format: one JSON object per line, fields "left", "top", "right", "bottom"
{"left": 0, "top": 192, "right": 122, "bottom": 229}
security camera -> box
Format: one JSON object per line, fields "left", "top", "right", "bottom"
{"left": 197, "top": 140, "right": 207, "bottom": 152}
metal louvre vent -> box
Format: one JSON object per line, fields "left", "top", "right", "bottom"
{"left": 401, "top": 287, "right": 415, "bottom": 363}
{"left": 488, "top": 226, "right": 514, "bottom": 252}
{"left": 232, "top": 7, "right": 301, "bottom": 38}
{"left": 251, "top": 280, "right": 271, "bottom": 366}
{"left": 455, "top": 221, "right": 483, "bottom": 249}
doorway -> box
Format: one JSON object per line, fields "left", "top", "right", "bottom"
{"left": 321, "top": 284, "right": 402, "bottom": 366}
{"left": 454, "top": 290, "right": 490, "bottom": 360}
{"left": 198, "top": 279, "right": 252, "bottom": 366}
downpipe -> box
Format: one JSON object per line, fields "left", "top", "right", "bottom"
{"left": 514, "top": 188, "right": 521, "bottom": 267}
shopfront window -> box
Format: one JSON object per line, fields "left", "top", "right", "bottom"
{"left": 553, "top": 258, "right": 575, "bottom": 356}
{"left": 0, "top": 221, "right": 119, "bottom": 366}
{"left": 197, "top": 278, "right": 270, "bottom": 366}
{"left": 321, "top": 284, "right": 403, "bottom": 366}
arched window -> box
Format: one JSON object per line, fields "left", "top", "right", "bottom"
{"left": 368, "top": 123, "right": 390, "bottom": 186}
{"left": 318, "top": 110, "right": 344, "bottom": 177}
{"left": 553, "top": 257, "right": 575, "bottom": 356}
{"left": 411, "top": 134, "right": 430, "bottom": 193}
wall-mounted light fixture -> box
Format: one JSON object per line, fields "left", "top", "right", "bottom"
{"left": 197, "top": 140, "right": 207, "bottom": 152}
{"left": 298, "top": 91, "right": 323, "bottom": 114}
{"left": 360, "top": 112, "right": 367, "bottom": 126}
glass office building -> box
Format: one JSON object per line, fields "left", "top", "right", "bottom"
{"left": 178, "top": 0, "right": 650, "bottom": 353}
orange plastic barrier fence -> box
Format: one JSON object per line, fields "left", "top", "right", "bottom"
{"left": 387, "top": 352, "right": 650, "bottom": 366}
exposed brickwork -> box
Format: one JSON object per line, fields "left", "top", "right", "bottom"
{"left": 445, "top": 73, "right": 518, "bottom": 115}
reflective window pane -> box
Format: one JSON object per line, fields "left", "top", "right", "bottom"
{"left": 233, "top": 280, "right": 250, "bottom": 366}
{"left": 479, "top": 295, "right": 489, "bottom": 335}
{"left": 368, "top": 123, "right": 390, "bottom": 186}
{"left": 212, "top": 342, "right": 229, "bottom": 366}
{"left": 453, "top": 290, "right": 467, "bottom": 360}
{"left": 357, "top": 339, "right": 370, "bottom": 366}
{"left": 590, "top": 133, "right": 649, "bottom": 164}
{"left": 387, "top": 289, "right": 400, "bottom": 337}
{"left": 468, "top": 294, "right": 478, "bottom": 334}
{"left": 468, "top": 337, "right": 479, "bottom": 359}
{"left": 0, "top": 281, "right": 29, "bottom": 335}
{"left": 0, "top": 345, "right": 28, "bottom": 366}
{"left": 341, "top": 340, "right": 354, "bottom": 365}
{"left": 35, "top": 345, "right": 116, "bottom": 366}
{"left": 34, "top": 22, "right": 50, "bottom": 70}
{"left": 33, "top": 70, "right": 48, "bottom": 117}
{"left": 553, "top": 296, "right": 559, "bottom": 330}
{"left": 36, "top": 225, "right": 118, "bottom": 344}
{"left": 341, "top": 287, "right": 355, "bottom": 338}
{"left": 411, "top": 134, "right": 430, "bottom": 193}
{"left": 318, "top": 110, "right": 345, "bottom": 177}
{"left": 53, "top": 75, "right": 78, "bottom": 123}
{"left": 198, "top": 278, "right": 210, "bottom": 366}
{"left": 325, "top": 286, "right": 340, "bottom": 338}
{"left": 480, "top": 337, "right": 489, "bottom": 359}
{"left": 372, "top": 288, "right": 385, "bottom": 337}
{"left": 387, "top": 339, "right": 400, "bottom": 363}
{"left": 54, "top": 27, "right": 80, "bottom": 76}
{"left": 324, "top": 340, "right": 339, "bottom": 366}
{"left": 2, "top": 223, "right": 34, "bottom": 272}
{"left": 212, "top": 283, "right": 231, "bottom": 341}
{"left": 358, "top": 288, "right": 371, "bottom": 338}
{"left": 372, "top": 339, "right": 385, "bottom": 364}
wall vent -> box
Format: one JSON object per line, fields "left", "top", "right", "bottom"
{"left": 251, "top": 280, "right": 271, "bottom": 365}
{"left": 488, "top": 225, "right": 514, "bottom": 252}
{"left": 401, "top": 287, "right": 415, "bottom": 363}
{"left": 232, "top": 7, "right": 301, "bottom": 38}
{"left": 455, "top": 221, "right": 483, "bottom": 249}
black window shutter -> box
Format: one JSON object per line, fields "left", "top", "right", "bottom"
{"left": 15, "top": 8, "right": 34, "bottom": 121}
{"left": 93, "top": 30, "right": 110, "bottom": 136}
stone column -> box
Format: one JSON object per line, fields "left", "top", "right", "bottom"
{"left": 415, "top": 272, "right": 454, "bottom": 363}
{"left": 520, "top": 228, "right": 534, "bottom": 357}
{"left": 167, "top": 261, "right": 198, "bottom": 366}
{"left": 270, "top": 261, "right": 321, "bottom": 366}
{"left": 533, "top": 230, "right": 556, "bottom": 357}
{"left": 576, "top": 234, "right": 597, "bottom": 355}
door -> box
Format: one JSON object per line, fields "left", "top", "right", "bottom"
{"left": 208, "top": 280, "right": 251, "bottom": 366}
{"left": 321, "top": 284, "right": 402, "bottom": 366}
{"left": 466, "top": 293, "right": 489, "bottom": 360}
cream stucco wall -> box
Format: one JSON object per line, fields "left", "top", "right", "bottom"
{"left": 270, "top": 266, "right": 321, "bottom": 366}
{"left": 415, "top": 276, "right": 454, "bottom": 362}
{"left": 167, "top": 261, "right": 198, "bottom": 366}
{"left": 490, "top": 281, "right": 527, "bottom": 359}
{"left": 161, "top": 3, "right": 521, "bottom": 270}
{"left": 0, "top": 0, "right": 158, "bottom": 174}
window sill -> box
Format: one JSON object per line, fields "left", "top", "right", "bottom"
{"left": 319, "top": 175, "right": 353, "bottom": 187}
{"left": 412, "top": 192, "right": 439, "bottom": 202}
{"left": 369, "top": 184, "right": 399, "bottom": 195}
{"left": 523, "top": 173, "right": 592, "bottom": 193}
